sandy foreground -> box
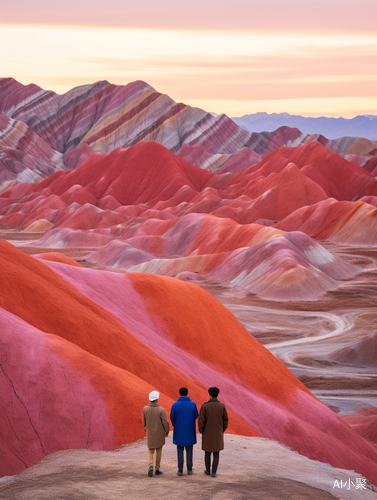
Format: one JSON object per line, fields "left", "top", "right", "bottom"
{"left": 0, "top": 435, "right": 376, "bottom": 500}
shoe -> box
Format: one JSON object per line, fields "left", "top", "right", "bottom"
{"left": 177, "top": 470, "right": 183, "bottom": 476}
{"left": 187, "top": 469, "right": 193, "bottom": 475}
{"left": 148, "top": 466, "right": 153, "bottom": 477}
{"left": 155, "top": 470, "right": 163, "bottom": 475}
{"left": 211, "top": 473, "right": 217, "bottom": 477}
{"left": 204, "top": 470, "right": 210, "bottom": 475}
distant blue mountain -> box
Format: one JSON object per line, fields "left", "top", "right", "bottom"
{"left": 231, "top": 113, "right": 377, "bottom": 141}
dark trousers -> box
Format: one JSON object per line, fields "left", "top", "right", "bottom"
{"left": 205, "top": 451, "right": 219, "bottom": 474}
{"left": 177, "top": 445, "right": 193, "bottom": 471}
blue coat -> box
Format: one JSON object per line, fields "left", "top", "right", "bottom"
{"left": 170, "top": 396, "right": 199, "bottom": 447}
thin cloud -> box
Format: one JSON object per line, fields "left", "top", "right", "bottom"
{"left": 1, "top": 0, "right": 376, "bottom": 33}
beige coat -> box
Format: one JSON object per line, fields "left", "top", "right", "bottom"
{"left": 142, "top": 403, "right": 169, "bottom": 449}
{"left": 198, "top": 398, "right": 228, "bottom": 452}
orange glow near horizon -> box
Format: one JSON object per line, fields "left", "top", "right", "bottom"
{"left": 1, "top": 21, "right": 377, "bottom": 118}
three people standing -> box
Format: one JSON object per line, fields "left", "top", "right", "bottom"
{"left": 142, "top": 386, "right": 228, "bottom": 478}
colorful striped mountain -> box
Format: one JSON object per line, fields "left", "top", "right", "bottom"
{"left": 1, "top": 78, "right": 376, "bottom": 192}
{"left": 1, "top": 139, "right": 376, "bottom": 299}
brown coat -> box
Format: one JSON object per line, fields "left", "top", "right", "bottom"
{"left": 142, "top": 403, "right": 169, "bottom": 449}
{"left": 198, "top": 398, "right": 228, "bottom": 452}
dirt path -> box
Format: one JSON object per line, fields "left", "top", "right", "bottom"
{"left": 1, "top": 436, "right": 376, "bottom": 500}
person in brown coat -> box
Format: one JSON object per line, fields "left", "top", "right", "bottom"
{"left": 198, "top": 387, "right": 228, "bottom": 477}
{"left": 142, "top": 390, "right": 169, "bottom": 477}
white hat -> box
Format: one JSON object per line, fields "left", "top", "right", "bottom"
{"left": 149, "top": 390, "right": 159, "bottom": 401}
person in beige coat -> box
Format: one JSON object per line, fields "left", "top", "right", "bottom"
{"left": 142, "top": 390, "right": 169, "bottom": 476}
{"left": 198, "top": 387, "right": 228, "bottom": 477}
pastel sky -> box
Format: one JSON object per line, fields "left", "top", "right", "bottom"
{"left": 1, "top": 0, "right": 377, "bottom": 117}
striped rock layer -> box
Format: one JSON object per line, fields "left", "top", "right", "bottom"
{"left": 1, "top": 78, "right": 376, "bottom": 192}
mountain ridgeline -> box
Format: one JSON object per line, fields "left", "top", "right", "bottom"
{"left": 232, "top": 112, "right": 377, "bottom": 141}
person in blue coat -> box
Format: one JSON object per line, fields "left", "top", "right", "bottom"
{"left": 170, "top": 387, "right": 199, "bottom": 476}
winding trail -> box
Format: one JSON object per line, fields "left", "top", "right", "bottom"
{"left": 219, "top": 300, "right": 377, "bottom": 414}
